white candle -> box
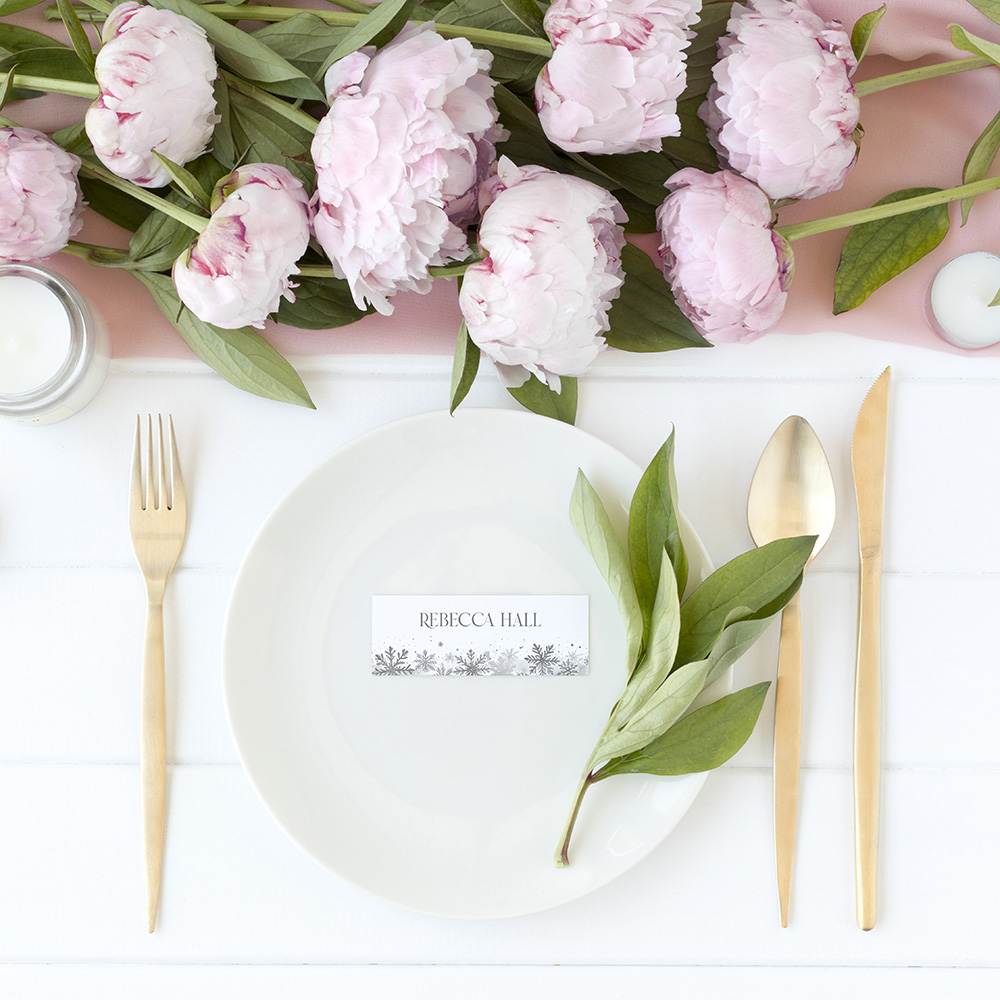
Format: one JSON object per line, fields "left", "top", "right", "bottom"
{"left": 0, "top": 274, "right": 74, "bottom": 394}
{"left": 930, "top": 251, "right": 1000, "bottom": 349}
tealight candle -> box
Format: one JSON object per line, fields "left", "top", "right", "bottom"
{"left": 930, "top": 251, "right": 1000, "bottom": 350}
{"left": 0, "top": 264, "right": 110, "bottom": 424}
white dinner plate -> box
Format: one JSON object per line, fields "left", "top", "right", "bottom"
{"left": 223, "top": 408, "right": 720, "bottom": 919}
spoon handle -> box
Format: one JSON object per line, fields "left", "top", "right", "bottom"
{"left": 773, "top": 589, "right": 802, "bottom": 928}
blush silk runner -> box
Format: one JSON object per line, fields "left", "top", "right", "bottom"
{"left": 9, "top": 0, "right": 1000, "bottom": 359}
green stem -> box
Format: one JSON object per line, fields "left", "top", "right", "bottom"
{"left": 429, "top": 262, "right": 474, "bottom": 277}
{"left": 553, "top": 770, "right": 595, "bottom": 869}
{"left": 78, "top": 162, "right": 208, "bottom": 233}
{"left": 201, "top": 5, "right": 554, "bottom": 56}
{"left": 220, "top": 69, "right": 318, "bottom": 134}
{"left": 777, "top": 176, "right": 1000, "bottom": 242}
{"left": 12, "top": 74, "right": 99, "bottom": 100}
{"left": 60, "top": 239, "right": 132, "bottom": 266}
{"left": 297, "top": 261, "right": 474, "bottom": 279}
{"left": 855, "top": 55, "right": 992, "bottom": 97}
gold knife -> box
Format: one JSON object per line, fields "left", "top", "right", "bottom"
{"left": 851, "top": 366, "right": 891, "bottom": 931}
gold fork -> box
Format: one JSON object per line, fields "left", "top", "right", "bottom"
{"left": 129, "top": 414, "right": 187, "bottom": 933}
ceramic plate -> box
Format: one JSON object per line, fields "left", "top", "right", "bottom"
{"left": 223, "top": 409, "right": 719, "bottom": 919}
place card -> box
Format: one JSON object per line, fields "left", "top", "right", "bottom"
{"left": 371, "top": 595, "right": 589, "bottom": 676}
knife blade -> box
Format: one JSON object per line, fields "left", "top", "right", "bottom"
{"left": 851, "top": 366, "right": 891, "bottom": 931}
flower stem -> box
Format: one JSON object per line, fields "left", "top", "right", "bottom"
{"left": 776, "top": 176, "right": 1000, "bottom": 242}
{"left": 78, "top": 162, "right": 209, "bottom": 233}
{"left": 200, "top": 5, "right": 554, "bottom": 56}
{"left": 554, "top": 770, "right": 595, "bottom": 869}
{"left": 854, "top": 55, "right": 993, "bottom": 97}
{"left": 220, "top": 70, "right": 319, "bottom": 134}
{"left": 12, "top": 74, "right": 99, "bottom": 100}
{"left": 60, "top": 239, "right": 132, "bottom": 266}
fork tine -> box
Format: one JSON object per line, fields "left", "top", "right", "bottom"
{"left": 157, "top": 415, "right": 167, "bottom": 511}
{"left": 146, "top": 414, "right": 155, "bottom": 511}
{"left": 168, "top": 415, "right": 183, "bottom": 511}
{"left": 130, "top": 415, "right": 143, "bottom": 510}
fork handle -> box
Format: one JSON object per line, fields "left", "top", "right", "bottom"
{"left": 140, "top": 596, "right": 166, "bottom": 934}
{"left": 773, "top": 589, "right": 802, "bottom": 929}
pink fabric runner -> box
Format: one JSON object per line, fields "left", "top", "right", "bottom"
{"left": 9, "top": 0, "right": 1000, "bottom": 359}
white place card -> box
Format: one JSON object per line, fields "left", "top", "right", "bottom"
{"left": 371, "top": 595, "right": 589, "bottom": 676}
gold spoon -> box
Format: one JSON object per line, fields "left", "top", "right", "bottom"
{"left": 747, "top": 416, "right": 836, "bottom": 927}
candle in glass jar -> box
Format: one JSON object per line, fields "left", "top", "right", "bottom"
{"left": 930, "top": 251, "right": 1000, "bottom": 349}
{"left": 0, "top": 274, "right": 74, "bottom": 394}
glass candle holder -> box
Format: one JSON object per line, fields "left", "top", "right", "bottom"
{"left": 929, "top": 251, "right": 1000, "bottom": 350}
{"left": 0, "top": 263, "right": 110, "bottom": 424}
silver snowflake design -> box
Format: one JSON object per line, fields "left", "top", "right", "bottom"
{"left": 373, "top": 646, "right": 413, "bottom": 676}
{"left": 525, "top": 643, "right": 558, "bottom": 675}
{"left": 455, "top": 648, "right": 491, "bottom": 676}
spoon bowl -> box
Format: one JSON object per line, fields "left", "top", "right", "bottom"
{"left": 747, "top": 414, "right": 836, "bottom": 928}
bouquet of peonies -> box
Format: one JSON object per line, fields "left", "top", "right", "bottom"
{"left": 2, "top": 0, "right": 998, "bottom": 416}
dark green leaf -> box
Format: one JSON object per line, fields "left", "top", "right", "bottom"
{"left": 318, "top": 0, "right": 420, "bottom": 79}
{"left": 606, "top": 243, "right": 711, "bottom": 352}
{"left": 575, "top": 150, "right": 676, "bottom": 206}
{"left": 595, "top": 682, "right": 771, "bottom": 778}
{"left": 131, "top": 270, "right": 316, "bottom": 408}
{"left": 253, "top": 14, "right": 352, "bottom": 83}
{"left": 961, "top": 108, "right": 1000, "bottom": 224}
{"left": 616, "top": 190, "right": 658, "bottom": 233}
{"left": 211, "top": 76, "right": 236, "bottom": 168}
{"left": 126, "top": 209, "right": 194, "bottom": 272}
{"left": 851, "top": 6, "right": 886, "bottom": 63}
{"left": 662, "top": 96, "right": 723, "bottom": 172}
{"left": 508, "top": 373, "right": 577, "bottom": 423}
{"left": 833, "top": 187, "right": 949, "bottom": 314}
{"left": 0, "top": 0, "right": 47, "bottom": 14}
{"left": 273, "top": 273, "right": 372, "bottom": 329}
{"left": 629, "top": 431, "right": 688, "bottom": 637}
{"left": 228, "top": 87, "right": 315, "bottom": 187}
{"left": 79, "top": 176, "right": 154, "bottom": 231}
{"left": 450, "top": 320, "right": 480, "bottom": 414}
{"left": 56, "top": 0, "right": 96, "bottom": 76}
{"left": 149, "top": 0, "right": 324, "bottom": 100}
{"left": 570, "top": 469, "right": 643, "bottom": 674}
{"left": 498, "top": 0, "right": 546, "bottom": 37}
{"left": 494, "top": 84, "right": 568, "bottom": 171}
{"left": 675, "top": 535, "right": 815, "bottom": 667}
{"left": 0, "top": 22, "right": 66, "bottom": 54}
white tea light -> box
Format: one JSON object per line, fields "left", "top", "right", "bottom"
{"left": 930, "top": 251, "right": 1000, "bottom": 349}
{"left": 0, "top": 264, "right": 110, "bottom": 424}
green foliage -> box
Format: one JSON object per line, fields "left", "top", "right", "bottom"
{"left": 507, "top": 373, "right": 578, "bottom": 423}
{"left": 450, "top": 320, "right": 481, "bottom": 414}
{"left": 850, "top": 6, "right": 886, "bottom": 64}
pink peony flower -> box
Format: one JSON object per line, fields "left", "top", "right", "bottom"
{"left": 172, "top": 164, "right": 312, "bottom": 329}
{"left": 656, "top": 168, "right": 792, "bottom": 343}
{"left": 311, "top": 25, "right": 503, "bottom": 315}
{"left": 536, "top": 0, "right": 701, "bottom": 155}
{"left": 85, "top": 2, "right": 218, "bottom": 188}
{"left": 0, "top": 126, "right": 83, "bottom": 262}
{"left": 459, "top": 157, "right": 627, "bottom": 390}
{"left": 700, "top": 0, "right": 860, "bottom": 202}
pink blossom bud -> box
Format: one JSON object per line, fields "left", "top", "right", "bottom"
{"left": 172, "top": 164, "right": 312, "bottom": 330}
{"left": 311, "top": 25, "right": 504, "bottom": 315}
{"left": 0, "top": 126, "right": 83, "bottom": 262}
{"left": 535, "top": 0, "right": 702, "bottom": 155}
{"left": 656, "top": 168, "right": 792, "bottom": 343}
{"left": 85, "top": 2, "right": 219, "bottom": 188}
{"left": 460, "top": 157, "right": 627, "bottom": 390}
{"left": 700, "top": 0, "right": 860, "bottom": 201}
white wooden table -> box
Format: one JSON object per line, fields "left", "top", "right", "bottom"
{"left": 1, "top": 332, "right": 998, "bottom": 996}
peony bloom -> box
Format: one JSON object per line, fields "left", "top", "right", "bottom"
{"left": 700, "top": 0, "right": 860, "bottom": 202}
{"left": 459, "top": 157, "right": 627, "bottom": 390}
{"left": 85, "top": 2, "right": 218, "bottom": 188}
{"left": 0, "top": 127, "right": 83, "bottom": 262}
{"left": 656, "top": 168, "right": 792, "bottom": 343}
{"left": 535, "top": 0, "right": 701, "bottom": 155}
{"left": 312, "top": 25, "right": 503, "bottom": 315}
{"left": 172, "top": 163, "right": 311, "bottom": 329}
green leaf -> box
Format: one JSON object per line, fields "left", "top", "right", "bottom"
{"left": 507, "top": 373, "right": 577, "bottom": 423}
{"left": 56, "top": 0, "right": 96, "bottom": 77}
{"left": 152, "top": 151, "right": 211, "bottom": 209}
{"left": 0, "top": 22, "right": 66, "bottom": 54}
{"left": 851, "top": 6, "right": 886, "bottom": 64}
{"left": 0, "top": 46, "right": 94, "bottom": 97}
{"left": 628, "top": 431, "right": 688, "bottom": 636}
{"left": 125, "top": 209, "right": 194, "bottom": 272}
{"left": 450, "top": 320, "right": 480, "bottom": 414}
{"left": 318, "top": 0, "right": 420, "bottom": 79}
{"left": 498, "top": 0, "right": 546, "bottom": 37}
{"left": 575, "top": 150, "right": 677, "bottom": 206}
{"left": 962, "top": 3, "right": 1000, "bottom": 27}
{"left": 253, "top": 14, "right": 352, "bottom": 83}
{"left": 961, "top": 108, "right": 1000, "bottom": 224}
{"left": 80, "top": 176, "right": 154, "bottom": 231}
{"left": 131, "top": 270, "right": 316, "bottom": 408}
{"left": 436, "top": 0, "right": 547, "bottom": 90}
{"left": 273, "top": 272, "right": 372, "bottom": 329}
{"left": 990, "top": 286, "right": 1000, "bottom": 308}
{"left": 228, "top": 87, "right": 315, "bottom": 187}
{"left": 0, "top": 0, "right": 48, "bottom": 14}
{"left": 210, "top": 76, "right": 236, "bottom": 168}
{"left": 149, "top": 0, "right": 324, "bottom": 100}
{"left": 606, "top": 243, "right": 711, "bottom": 352}
{"left": 595, "top": 682, "right": 771, "bottom": 779}
{"left": 950, "top": 23, "right": 1000, "bottom": 67}
{"left": 833, "top": 187, "right": 949, "bottom": 314}
{"left": 675, "top": 535, "right": 815, "bottom": 667}
{"left": 0, "top": 67, "right": 14, "bottom": 111}
{"left": 570, "top": 470, "right": 644, "bottom": 675}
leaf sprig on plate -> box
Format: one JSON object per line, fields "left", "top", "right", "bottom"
{"left": 555, "top": 432, "right": 815, "bottom": 867}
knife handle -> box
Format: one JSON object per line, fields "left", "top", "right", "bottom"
{"left": 854, "top": 554, "right": 882, "bottom": 931}
{"left": 773, "top": 589, "right": 802, "bottom": 929}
